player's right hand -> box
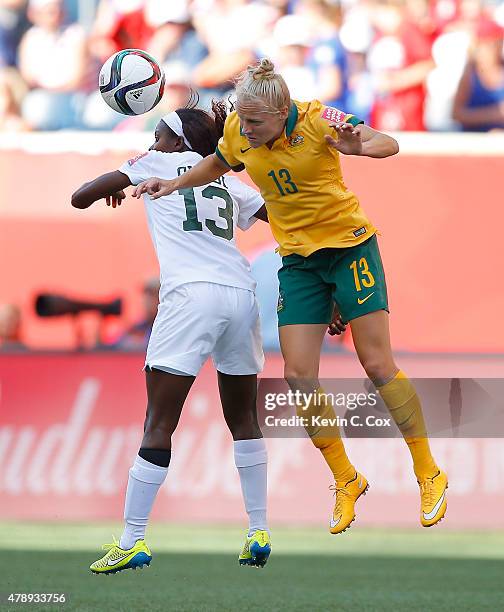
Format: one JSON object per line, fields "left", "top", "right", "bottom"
{"left": 105, "top": 190, "right": 126, "bottom": 208}
{"left": 327, "top": 306, "right": 346, "bottom": 336}
{"left": 133, "top": 177, "right": 177, "bottom": 200}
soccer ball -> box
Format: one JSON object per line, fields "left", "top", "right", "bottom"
{"left": 99, "top": 49, "right": 165, "bottom": 116}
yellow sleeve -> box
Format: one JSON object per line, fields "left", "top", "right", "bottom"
{"left": 215, "top": 111, "right": 245, "bottom": 172}
{"left": 309, "top": 100, "right": 364, "bottom": 140}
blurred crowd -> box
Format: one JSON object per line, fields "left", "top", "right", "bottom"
{"left": 0, "top": 0, "right": 503, "bottom": 133}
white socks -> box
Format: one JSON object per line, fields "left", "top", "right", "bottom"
{"left": 119, "top": 455, "right": 168, "bottom": 550}
{"left": 119, "top": 439, "right": 268, "bottom": 550}
{"left": 234, "top": 438, "right": 268, "bottom": 536}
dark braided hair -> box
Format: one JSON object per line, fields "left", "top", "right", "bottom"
{"left": 176, "top": 97, "right": 228, "bottom": 158}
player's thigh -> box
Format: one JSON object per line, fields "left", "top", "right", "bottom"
{"left": 277, "top": 252, "right": 332, "bottom": 381}
{"left": 146, "top": 283, "right": 225, "bottom": 377}
{"left": 330, "top": 234, "right": 389, "bottom": 325}
{"left": 349, "top": 310, "right": 398, "bottom": 383}
{"left": 212, "top": 287, "right": 264, "bottom": 376}
{"left": 277, "top": 253, "right": 333, "bottom": 327}
{"left": 144, "top": 367, "right": 196, "bottom": 434}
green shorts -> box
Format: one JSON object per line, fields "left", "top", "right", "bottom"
{"left": 277, "top": 235, "right": 389, "bottom": 326}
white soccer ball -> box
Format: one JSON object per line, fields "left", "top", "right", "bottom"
{"left": 99, "top": 49, "right": 165, "bottom": 116}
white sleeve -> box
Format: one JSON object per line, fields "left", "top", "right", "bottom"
{"left": 228, "top": 177, "right": 265, "bottom": 231}
{"left": 118, "top": 151, "right": 153, "bottom": 186}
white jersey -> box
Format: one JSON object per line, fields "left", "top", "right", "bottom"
{"left": 119, "top": 150, "right": 264, "bottom": 301}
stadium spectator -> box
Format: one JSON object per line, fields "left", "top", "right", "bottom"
{"left": 106, "top": 277, "right": 160, "bottom": 350}
{"left": 270, "top": 14, "right": 317, "bottom": 100}
{"left": 18, "top": 0, "right": 87, "bottom": 129}
{"left": 0, "top": 0, "right": 29, "bottom": 68}
{"left": 83, "top": 0, "right": 206, "bottom": 129}
{"left": 340, "top": 2, "right": 375, "bottom": 123}
{"left": 147, "top": 0, "right": 207, "bottom": 71}
{"left": 89, "top": 0, "right": 154, "bottom": 64}
{"left": 0, "top": 65, "right": 28, "bottom": 130}
{"left": 424, "top": 27, "right": 472, "bottom": 130}
{"left": 191, "top": 0, "right": 274, "bottom": 97}
{"left": 4, "top": 0, "right": 501, "bottom": 133}
{"left": 296, "top": 0, "right": 349, "bottom": 108}
{"left": 367, "top": 0, "right": 434, "bottom": 131}
{"left": 0, "top": 303, "right": 27, "bottom": 350}
{"left": 452, "top": 15, "right": 504, "bottom": 131}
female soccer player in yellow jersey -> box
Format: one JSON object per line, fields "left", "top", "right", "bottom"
{"left": 134, "top": 59, "right": 448, "bottom": 533}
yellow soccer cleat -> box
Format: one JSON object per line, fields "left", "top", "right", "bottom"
{"left": 419, "top": 470, "right": 448, "bottom": 527}
{"left": 90, "top": 537, "right": 152, "bottom": 575}
{"left": 238, "top": 530, "right": 271, "bottom": 568}
{"left": 329, "top": 471, "right": 369, "bottom": 534}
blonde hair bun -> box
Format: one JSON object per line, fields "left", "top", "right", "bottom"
{"left": 236, "top": 58, "right": 291, "bottom": 113}
{"left": 250, "top": 58, "right": 276, "bottom": 81}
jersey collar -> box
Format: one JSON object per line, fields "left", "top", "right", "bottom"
{"left": 285, "top": 102, "right": 298, "bottom": 137}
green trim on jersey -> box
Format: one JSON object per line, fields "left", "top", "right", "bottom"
{"left": 346, "top": 115, "right": 364, "bottom": 127}
{"left": 285, "top": 103, "right": 299, "bottom": 136}
{"left": 215, "top": 147, "right": 245, "bottom": 172}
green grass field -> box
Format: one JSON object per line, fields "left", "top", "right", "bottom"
{"left": 1, "top": 523, "right": 503, "bottom": 612}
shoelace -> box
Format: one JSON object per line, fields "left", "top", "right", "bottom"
{"left": 102, "top": 536, "right": 120, "bottom": 552}
{"left": 329, "top": 483, "right": 350, "bottom": 515}
{"left": 419, "top": 478, "right": 435, "bottom": 506}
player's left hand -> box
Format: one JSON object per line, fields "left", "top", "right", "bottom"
{"left": 325, "top": 123, "right": 363, "bottom": 156}
{"left": 327, "top": 307, "right": 347, "bottom": 336}
{"left": 106, "top": 190, "right": 126, "bottom": 208}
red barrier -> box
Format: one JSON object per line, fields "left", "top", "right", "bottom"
{"left": 1, "top": 353, "right": 503, "bottom": 528}
{"left": 0, "top": 138, "right": 503, "bottom": 352}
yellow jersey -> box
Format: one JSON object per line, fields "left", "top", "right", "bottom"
{"left": 216, "top": 99, "right": 376, "bottom": 257}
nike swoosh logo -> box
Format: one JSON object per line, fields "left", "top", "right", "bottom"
{"left": 240, "top": 147, "right": 251, "bottom": 153}
{"left": 422, "top": 490, "right": 446, "bottom": 521}
{"left": 107, "top": 554, "right": 131, "bottom": 566}
{"left": 357, "top": 292, "right": 375, "bottom": 305}
{"left": 330, "top": 516, "right": 341, "bottom": 528}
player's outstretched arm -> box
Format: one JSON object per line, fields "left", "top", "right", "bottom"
{"left": 133, "top": 153, "right": 229, "bottom": 200}
{"left": 71, "top": 171, "right": 132, "bottom": 209}
{"left": 325, "top": 123, "right": 399, "bottom": 158}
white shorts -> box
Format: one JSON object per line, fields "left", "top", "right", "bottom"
{"left": 145, "top": 282, "right": 264, "bottom": 376}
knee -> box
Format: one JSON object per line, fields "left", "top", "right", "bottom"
{"left": 359, "top": 357, "right": 397, "bottom": 384}
{"left": 224, "top": 403, "right": 260, "bottom": 440}
{"left": 143, "top": 404, "right": 176, "bottom": 439}
{"left": 229, "top": 422, "right": 261, "bottom": 441}
{"left": 284, "top": 365, "right": 317, "bottom": 384}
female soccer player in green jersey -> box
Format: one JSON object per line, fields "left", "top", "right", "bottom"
{"left": 134, "top": 59, "right": 448, "bottom": 534}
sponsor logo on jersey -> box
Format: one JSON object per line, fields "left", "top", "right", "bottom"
{"left": 353, "top": 227, "right": 367, "bottom": 238}
{"left": 128, "top": 152, "right": 149, "bottom": 166}
{"left": 321, "top": 107, "right": 346, "bottom": 123}
{"left": 288, "top": 133, "right": 304, "bottom": 147}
